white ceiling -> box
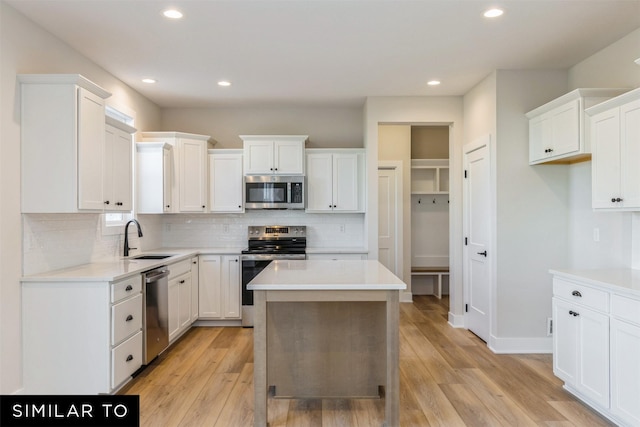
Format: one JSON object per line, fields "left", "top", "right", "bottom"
{"left": 6, "top": 0, "right": 640, "bottom": 108}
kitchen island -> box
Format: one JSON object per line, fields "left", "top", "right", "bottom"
{"left": 248, "top": 260, "right": 406, "bottom": 427}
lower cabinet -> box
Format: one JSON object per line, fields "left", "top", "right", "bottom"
{"left": 190, "top": 256, "right": 199, "bottom": 322}
{"left": 21, "top": 274, "right": 143, "bottom": 394}
{"left": 552, "top": 274, "right": 640, "bottom": 426}
{"left": 198, "top": 254, "right": 241, "bottom": 320}
{"left": 168, "top": 259, "right": 195, "bottom": 343}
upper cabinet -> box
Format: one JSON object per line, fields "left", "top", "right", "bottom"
{"left": 104, "top": 117, "right": 136, "bottom": 212}
{"left": 586, "top": 88, "right": 640, "bottom": 211}
{"left": 306, "top": 149, "right": 365, "bottom": 213}
{"left": 526, "top": 88, "right": 629, "bottom": 165}
{"left": 241, "top": 135, "right": 307, "bottom": 175}
{"left": 136, "top": 142, "right": 173, "bottom": 214}
{"left": 140, "top": 132, "right": 212, "bottom": 213}
{"left": 208, "top": 149, "right": 244, "bottom": 213}
{"left": 19, "top": 74, "right": 112, "bottom": 213}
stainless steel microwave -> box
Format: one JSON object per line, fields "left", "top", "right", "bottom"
{"left": 244, "top": 175, "right": 305, "bottom": 209}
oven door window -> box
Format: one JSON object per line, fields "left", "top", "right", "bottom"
{"left": 246, "top": 183, "right": 288, "bottom": 203}
{"left": 242, "top": 259, "right": 273, "bottom": 305}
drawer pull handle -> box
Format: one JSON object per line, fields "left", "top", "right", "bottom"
{"left": 569, "top": 310, "right": 580, "bottom": 317}
{"left": 125, "top": 314, "right": 134, "bottom": 322}
{"left": 126, "top": 355, "right": 133, "bottom": 362}
{"left": 180, "top": 280, "right": 185, "bottom": 284}
{"left": 125, "top": 285, "right": 133, "bottom": 291}
{"left": 571, "top": 290, "right": 582, "bottom": 297}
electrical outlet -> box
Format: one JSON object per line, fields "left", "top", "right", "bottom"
{"left": 593, "top": 227, "right": 600, "bottom": 242}
{"left": 547, "top": 317, "right": 553, "bottom": 336}
{"left": 339, "top": 224, "right": 345, "bottom": 233}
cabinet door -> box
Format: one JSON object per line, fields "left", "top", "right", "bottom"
{"left": 553, "top": 298, "right": 578, "bottom": 384}
{"left": 179, "top": 139, "right": 207, "bottom": 212}
{"left": 168, "top": 277, "right": 181, "bottom": 342}
{"left": 198, "top": 255, "right": 222, "bottom": 319}
{"left": 190, "top": 257, "right": 199, "bottom": 322}
{"left": 332, "top": 153, "right": 359, "bottom": 211}
{"left": 620, "top": 99, "right": 640, "bottom": 209}
{"left": 222, "top": 256, "right": 241, "bottom": 319}
{"left": 179, "top": 275, "right": 192, "bottom": 330}
{"left": 550, "top": 99, "right": 580, "bottom": 157}
{"left": 244, "top": 141, "right": 275, "bottom": 174}
{"left": 306, "top": 153, "right": 334, "bottom": 211}
{"left": 576, "top": 305, "right": 610, "bottom": 408}
{"left": 274, "top": 141, "right": 304, "bottom": 174}
{"left": 77, "top": 87, "right": 106, "bottom": 210}
{"left": 529, "top": 114, "right": 552, "bottom": 163}
{"left": 162, "top": 147, "right": 173, "bottom": 213}
{"left": 591, "top": 109, "right": 621, "bottom": 209}
{"left": 610, "top": 318, "right": 640, "bottom": 426}
{"left": 209, "top": 153, "right": 243, "bottom": 212}
{"left": 104, "top": 124, "right": 132, "bottom": 211}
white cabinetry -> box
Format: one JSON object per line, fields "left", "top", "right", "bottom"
{"left": 306, "top": 149, "right": 365, "bottom": 212}
{"left": 610, "top": 294, "right": 640, "bottom": 426}
{"left": 411, "top": 159, "right": 449, "bottom": 194}
{"left": 198, "top": 255, "right": 241, "bottom": 320}
{"left": 140, "top": 132, "right": 211, "bottom": 213}
{"left": 241, "top": 135, "right": 307, "bottom": 175}
{"left": 190, "top": 256, "right": 199, "bottom": 322}
{"left": 167, "top": 259, "right": 194, "bottom": 343}
{"left": 22, "top": 274, "right": 143, "bottom": 393}
{"left": 209, "top": 149, "right": 244, "bottom": 212}
{"left": 526, "top": 88, "right": 628, "bottom": 165}
{"left": 136, "top": 142, "right": 173, "bottom": 213}
{"left": 551, "top": 271, "right": 640, "bottom": 426}
{"left": 104, "top": 117, "right": 136, "bottom": 211}
{"left": 19, "top": 74, "right": 112, "bottom": 213}
{"left": 587, "top": 89, "right": 640, "bottom": 210}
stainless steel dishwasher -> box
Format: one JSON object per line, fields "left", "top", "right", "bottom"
{"left": 142, "top": 266, "right": 170, "bottom": 364}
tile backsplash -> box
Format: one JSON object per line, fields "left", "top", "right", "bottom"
{"left": 23, "top": 211, "right": 365, "bottom": 275}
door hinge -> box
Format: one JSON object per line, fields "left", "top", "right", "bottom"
{"left": 464, "top": 170, "right": 468, "bottom": 178}
{"left": 464, "top": 237, "right": 468, "bottom": 246}
{"left": 465, "top": 304, "right": 468, "bottom": 313}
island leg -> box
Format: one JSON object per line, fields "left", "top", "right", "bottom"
{"left": 254, "top": 290, "right": 267, "bottom": 427}
{"left": 386, "top": 290, "right": 400, "bottom": 427}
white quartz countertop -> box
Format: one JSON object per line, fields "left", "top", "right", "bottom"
{"left": 247, "top": 260, "right": 406, "bottom": 290}
{"left": 21, "top": 247, "right": 243, "bottom": 282}
{"left": 305, "top": 247, "right": 368, "bottom": 254}
{"left": 550, "top": 268, "right": 640, "bottom": 297}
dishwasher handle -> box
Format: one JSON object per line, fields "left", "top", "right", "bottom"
{"left": 144, "top": 269, "right": 170, "bottom": 283}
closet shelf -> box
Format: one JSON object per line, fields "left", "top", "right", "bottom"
{"left": 411, "top": 159, "right": 449, "bottom": 194}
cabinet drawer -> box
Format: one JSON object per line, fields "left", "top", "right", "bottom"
{"left": 112, "top": 294, "right": 143, "bottom": 346}
{"left": 111, "top": 275, "right": 142, "bottom": 303}
{"left": 553, "top": 278, "right": 609, "bottom": 313}
{"left": 169, "top": 259, "right": 191, "bottom": 279}
{"left": 111, "top": 331, "right": 143, "bottom": 390}
{"left": 611, "top": 294, "right": 640, "bottom": 326}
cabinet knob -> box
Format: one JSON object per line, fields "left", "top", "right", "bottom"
{"left": 612, "top": 198, "right": 617, "bottom": 203}
{"left": 104, "top": 201, "right": 110, "bottom": 205}
{"left": 180, "top": 280, "right": 185, "bottom": 284}
{"left": 616, "top": 198, "right": 623, "bottom": 202}
{"left": 571, "top": 290, "right": 582, "bottom": 297}
{"left": 125, "top": 314, "right": 134, "bottom": 322}
{"left": 125, "top": 285, "right": 133, "bottom": 291}
{"left": 126, "top": 355, "right": 134, "bottom": 362}
{"left": 166, "top": 205, "right": 171, "bottom": 208}
{"left": 569, "top": 310, "right": 580, "bottom": 317}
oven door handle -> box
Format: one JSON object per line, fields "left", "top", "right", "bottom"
{"left": 240, "top": 254, "right": 306, "bottom": 261}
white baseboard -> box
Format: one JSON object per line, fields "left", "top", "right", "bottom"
{"left": 488, "top": 335, "right": 552, "bottom": 354}
{"left": 448, "top": 312, "right": 465, "bottom": 328}
{"left": 401, "top": 291, "right": 413, "bottom": 303}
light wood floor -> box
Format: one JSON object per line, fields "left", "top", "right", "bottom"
{"left": 120, "top": 296, "right": 614, "bottom": 426}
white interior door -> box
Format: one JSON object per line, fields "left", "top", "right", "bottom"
{"left": 464, "top": 136, "right": 492, "bottom": 342}
{"left": 378, "top": 164, "right": 401, "bottom": 278}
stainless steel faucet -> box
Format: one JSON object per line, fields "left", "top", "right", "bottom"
{"left": 123, "top": 219, "right": 143, "bottom": 257}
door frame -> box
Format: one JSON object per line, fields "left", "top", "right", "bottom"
{"left": 378, "top": 161, "right": 403, "bottom": 282}
{"left": 462, "top": 134, "right": 496, "bottom": 343}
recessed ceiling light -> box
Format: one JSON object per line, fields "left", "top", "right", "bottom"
{"left": 163, "top": 9, "right": 183, "bottom": 19}
{"left": 427, "top": 80, "right": 441, "bottom": 86}
{"left": 142, "top": 78, "right": 156, "bottom": 84}
{"left": 484, "top": 8, "right": 504, "bottom": 18}
{"left": 218, "top": 81, "right": 231, "bottom": 87}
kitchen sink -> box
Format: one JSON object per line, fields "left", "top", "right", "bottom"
{"left": 132, "top": 255, "right": 173, "bottom": 260}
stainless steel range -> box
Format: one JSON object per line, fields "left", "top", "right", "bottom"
{"left": 241, "top": 225, "right": 306, "bottom": 327}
